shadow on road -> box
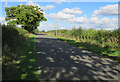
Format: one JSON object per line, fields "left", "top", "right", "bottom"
{"left": 35, "top": 34, "right": 120, "bottom": 81}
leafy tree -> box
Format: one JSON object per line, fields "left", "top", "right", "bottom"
{"left": 95, "top": 29, "right": 105, "bottom": 43}
{"left": 42, "top": 30, "right": 45, "bottom": 32}
{"left": 5, "top": 5, "right": 47, "bottom": 33}
{"left": 75, "top": 27, "right": 82, "bottom": 39}
{"left": 82, "top": 28, "right": 96, "bottom": 40}
{"left": 32, "top": 28, "right": 39, "bottom": 34}
{"left": 72, "top": 27, "right": 77, "bottom": 36}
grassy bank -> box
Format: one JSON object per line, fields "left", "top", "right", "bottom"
{"left": 47, "top": 33, "right": 120, "bottom": 63}
{"left": 16, "top": 34, "right": 39, "bottom": 80}
{"left": 2, "top": 24, "right": 39, "bottom": 80}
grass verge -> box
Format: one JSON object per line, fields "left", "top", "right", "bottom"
{"left": 16, "top": 34, "right": 39, "bottom": 80}
{"left": 2, "top": 24, "right": 39, "bottom": 80}
{"left": 3, "top": 34, "right": 40, "bottom": 80}
{"left": 47, "top": 34, "right": 120, "bottom": 63}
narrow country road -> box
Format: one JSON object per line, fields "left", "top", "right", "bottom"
{"left": 35, "top": 34, "right": 120, "bottom": 80}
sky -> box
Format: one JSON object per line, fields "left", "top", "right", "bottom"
{"left": 0, "top": 0, "right": 119, "bottom": 31}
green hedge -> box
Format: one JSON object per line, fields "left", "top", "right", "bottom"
{"left": 47, "top": 27, "right": 120, "bottom": 58}
{"left": 2, "top": 24, "right": 28, "bottom": 80}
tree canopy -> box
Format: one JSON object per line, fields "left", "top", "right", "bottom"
{"left": 5, "top": 5, "right": 47, "bottom": 33}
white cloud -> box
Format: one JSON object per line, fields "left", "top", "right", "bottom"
{"left": 48, "top": 7, "right": 82, "bottom": 20}
{"left": 1, "top": 22, "right": 7, "bottom": 25}
{"left": 60, "top": 27, "right": 67, "bottom": 29}
{"left": 26, "top": 1, "right": 55, "bottom": 10}
{"left": 47, "top": 7, "right": 84, "bottom": 23}
{"left": 89, "top": 16, "right": 99, "bottom": 24}
{"left": 87, "top": 16, "right": 118, "bottom": 30}
{"left": 63, "top": 16, "right": 118, "bottom": 30}
{"left": 65, "top": 15, "right": 87, "bottom": 23}
{"left": 48, "top": 11, "right": 75, "bottom": 21}
{"left": 39, "top": 22, "right": 62, "bottom": 31}
{"left": 47, "top": 7, "right": 86, "bottom": 24}
{"left": 41, "top": 5, "right": 55, "bottom": 10}
{"left": 89, "top": 17, "right": 118, "bottom": 25}
{"left": 0, "top": 17, "right": 7, "bottom": 25}
{"left": 89, "top": 4, "right": 118, "bottom": 30}
{"left": 26, "top": 1, "right": 39, "bottom": 7}
{"left": 62, "top": 8, "right": 82, "bottom": 15}
{"left": 53, "top": 0, "right": 65, "bottom": 4}
{"left": 40, "top": 22, "right": 53, "bottom": 28}
{"left": 0, "top": 17, "right": 6, "bottom": 23}
{"left": 26, "top": 1, "right": 53, "bottom": 19}
{"left": 25, "top": 2, "right": 118, "bottom": 31}
{"left": 93, "top": 4, "right": 118, "bottom": 16}
{"left": 41, "top": 15, "right": 118, "bottom": 31}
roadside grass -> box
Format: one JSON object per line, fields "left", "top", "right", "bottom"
{"left": 16, "top": 34, "right": 39, "bottom": 80}
{"left": 47, "top": 34, "right": 120, "bottom": 63}
{"left": 3, "top": 34, "right": 39, "bottom": 80}
{"left": 2, "top": 24, "right": 40, "bottom": 80}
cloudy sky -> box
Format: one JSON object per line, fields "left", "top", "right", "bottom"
{"left": 0, "top": 0, "right": 119, "bottom": 31}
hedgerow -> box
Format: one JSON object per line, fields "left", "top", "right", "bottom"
{"left": 47, "top": 27, "right": 120, "bottom": 58}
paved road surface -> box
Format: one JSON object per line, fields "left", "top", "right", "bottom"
{"left": 35, "top": 34, "right": 120, "bottom": 80}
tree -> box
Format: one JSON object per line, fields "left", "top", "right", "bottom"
{"left": 33, "top": 28, "right": 39, "bottom": 34}
{"left": 41, "top": 30, "right": 45, "bottom": 32}
{"left": 5, "top": 5, "right": 47, "bottom": 33}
